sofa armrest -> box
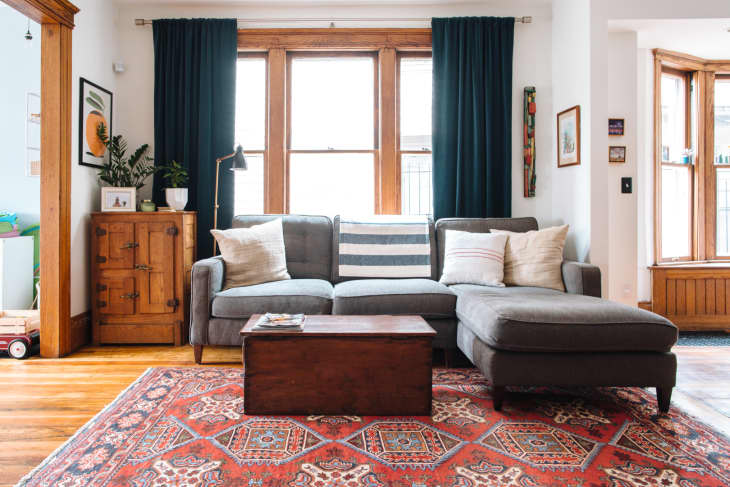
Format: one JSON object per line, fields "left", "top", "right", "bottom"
{"left": 190, "top": 256, "right": 225, "bottom": 345}
{"left": 562, "top": 260, "right": 601, "bottom": 297}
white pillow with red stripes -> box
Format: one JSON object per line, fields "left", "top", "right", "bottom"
{"left": 439, "top": 230, "right": 508, "bottom": 287}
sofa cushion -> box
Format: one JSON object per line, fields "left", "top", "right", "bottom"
{"left": 212, "top": 279, "right": 333, "bottom": 319}
{"left": 232, "top": 215, "right": 332, "bottom": 280}
{"left": 333, "top": 279, "right": 456, "bottom": 319}
{"left": 451, "top": 284, "right": 677, "bottom": 353}
{"left": 332, "top": 216, "right": 439, "bottom": 282}
{"left": 435, "top": 217, "right": 538, "bottom": 279}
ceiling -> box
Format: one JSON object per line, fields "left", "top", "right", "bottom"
{"left": 609, "top": 18, "right": 730, "bottom": 60}
{"left": 113, "top": 0, "right": 550, "bottom": 6}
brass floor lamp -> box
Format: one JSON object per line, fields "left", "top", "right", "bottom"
{"left": 213, "top": 145, "right": 247, "bottom": 255}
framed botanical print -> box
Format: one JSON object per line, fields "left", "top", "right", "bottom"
{"left": 79, "top": 77, "right": 113, "bottom": 169}
{"left": 557, "top": 105, "right": 581, "bottom": 167}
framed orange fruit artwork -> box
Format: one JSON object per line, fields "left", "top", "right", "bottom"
{"left": 79, "top": 77, "right": 113, "bottom": 169}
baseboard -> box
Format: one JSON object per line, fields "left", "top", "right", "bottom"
{"left": 68, "top": 311, "right": 91, "bottom": 354}
{"left": 638, "top": 301, "right": 652, "bottom": 311}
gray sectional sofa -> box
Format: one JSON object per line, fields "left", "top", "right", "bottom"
{"left": 191, "top": 215, "right": 678, "bottom": 411}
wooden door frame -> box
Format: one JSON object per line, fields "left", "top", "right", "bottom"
{"left": 2, "top": 0, "right": 78, "bottom": 357}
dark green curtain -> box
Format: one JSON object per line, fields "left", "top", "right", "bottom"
{"left": 152, "top": 18, "right": 237, "bottom": 259}
{"left": 432, "top": 17, "right": 514, "bottom": 220}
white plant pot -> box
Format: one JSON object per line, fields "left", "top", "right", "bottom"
{"left": 165, "top": 188, "right": 188, "bottom": 211}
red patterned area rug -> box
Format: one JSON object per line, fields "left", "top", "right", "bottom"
{"left": 17, "top": 367, "right": 730, "bottom": 486}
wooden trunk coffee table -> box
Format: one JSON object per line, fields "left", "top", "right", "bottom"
{"left": 241, "top": 315, "right": 436, "bottom": 415}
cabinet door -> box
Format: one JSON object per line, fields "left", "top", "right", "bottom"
{"left": 136, "top": 222, "right": 176, "bottom": 314}
{"left": 97, "top": 277, "right": 136, "bottom": 315}
{"left": 96, "top": 222, "right": 136, "bottom": 269}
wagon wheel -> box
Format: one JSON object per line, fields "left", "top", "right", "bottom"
{"left": 8, "top": 340, "right": 29, "bottom": 360}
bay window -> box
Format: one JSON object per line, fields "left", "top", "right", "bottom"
{"left": 654, "top": 50, "right": 730, "bottom": 264}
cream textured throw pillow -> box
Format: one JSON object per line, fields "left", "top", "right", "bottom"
{"left": 491, "top": 224, "right": 569, "bottom": 291}
{"left": 210, "top": 219, "right": 291, "bottom": 289}
{"left": 439, "top": 230, "right": 508, "bottom": 286}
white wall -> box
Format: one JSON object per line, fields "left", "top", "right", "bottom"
{"left": 607, "top": 31, "right": 638, "bottom": 305}
{"left": 114, "top": 2, "right": 555, "bottom": 226}
{"left": 70, "top": 0, "right": 119, "bottom": 315}
{"left": 0, "top": 4, "right": 40, "bottom": 230}
{"left": 550, "top": 0, "right": 591, "bottom": 263}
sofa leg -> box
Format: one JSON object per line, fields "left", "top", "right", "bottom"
{"left": 492, "top": 386, "right": 506, "bottom": 411}
{"left": 444, "top": 349, "right": 454, "bottom": 368}
{"left": 656, "top": 387, "right": 672, "bottom": 413}
{"left": 193, "top": 345, "right": 203, "bottom": 365}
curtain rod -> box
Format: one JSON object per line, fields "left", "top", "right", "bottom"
{"left": 134, "top": 16, "right": 532, "bottom": 26}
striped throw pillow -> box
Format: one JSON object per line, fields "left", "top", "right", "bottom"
{"left": 439, "top": 230, "right": 508, "bottom": 286}
{"left": 338, "top": 216, "right": 431, "bottom": 278}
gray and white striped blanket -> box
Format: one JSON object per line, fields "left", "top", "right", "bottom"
{"left": 338, "top": 216, "right": 431, "bottom": 278}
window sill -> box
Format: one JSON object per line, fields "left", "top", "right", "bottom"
{"left": 650, "top": 261, "right": 730, "bottom": 269}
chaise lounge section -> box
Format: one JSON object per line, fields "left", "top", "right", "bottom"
{"left": 190, "top": 215, "right": 678, "bottom": 412}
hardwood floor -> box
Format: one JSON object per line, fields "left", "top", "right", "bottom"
{"left": 0, "top": 344, "right": 728, "bottom": 486}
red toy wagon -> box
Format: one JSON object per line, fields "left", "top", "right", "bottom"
{"left": 0, "top": 311, "right": 40, "bottom": 359}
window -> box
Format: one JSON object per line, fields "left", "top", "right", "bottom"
{"left": 654, "top": 49, "right": 730, "bottom": 264}
{"left": 715, "top": 77, "right": 730, "bottom": 255}
{"left": 234, "top": 54, "right": 266, "bottom": 215}
{"left": 231, "top": 29, "right": 432, "bottom": 216}
{"left": 287, "top": 54, "right": 376, "bottom": 216}
{"left": 659, "top": 70, "right": 692, "bottom": 261}
{"left": 399, "top": 54, "right": 433, "bottom": 216}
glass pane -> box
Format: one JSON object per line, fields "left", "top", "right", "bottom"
{"left": 400, "top": 57, "right": 432, "bottom": 150}
{"left": 236, "top": 57, "right": 266, "bottom": 151}
{"left": 401, "top": 154, "right": 432, "bottom": 216}
{"left": 290, "top": 56, "right": 374, "bottom": 150}
{"left": 234, "top": 154, "right": 264, "bottom": 215}
{"left": 289, "top": 153, "right": 374, "bottom": 216}
{"left": 661, "top": 74, "right": 686, "bottom": 163}
{"left": 714, "top": 78, "right": 730, "bottom": 164}
{"left": 661, "top": 165, "right": 690, "bottom": 259}
{"left": 717, "top": 169, "right": 730, "bottom": 255}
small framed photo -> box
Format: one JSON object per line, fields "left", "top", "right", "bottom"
{"left": 101, "top": 187, "right": 136, "bottom": 212}
{"left": 609, "top": 145, "right": 627, "bottom": 163}
{"left": 557, "top": 105, "right": 581, "bottom": 167}
{"left": 608, "top": 118, "right": 625, "bottom": 136}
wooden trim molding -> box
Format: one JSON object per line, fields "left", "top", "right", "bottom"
{"left": 238, "top": 28, "right": 431, "bottom": 51}
{"left": 69, "top": 311, "right": 90, "bottom": 353}
{"left": 3, "top": 0, "right": 78, "bottom": 357}
{"left": 2, "top": 0, "right": 78, "bottom": 28}
{"left": 654, "top": 49, "right": 730, "bottom": 73}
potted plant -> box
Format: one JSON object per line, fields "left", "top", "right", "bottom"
{"left": 96, "top": 123, "right": 157, "bottom": 210}
{"left": 160, "top": 160, "right": 189, "bottom": 211}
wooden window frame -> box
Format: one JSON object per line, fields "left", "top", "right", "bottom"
{"left": 236, "top": 52, "right": 268, "bottom": 212}
{"left": 285, "top": 51, "right": 380, "bottom": 213}
{"left": 397, "top": 51, "right": 433, "bottom": 215}
{"left": 654, "top": 49, "right": 730, "bottom": 266}
{"left": 237, "top": 28, "right": 431, "bottom": 215}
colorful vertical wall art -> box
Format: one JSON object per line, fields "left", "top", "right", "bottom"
{"left": 523, "top": 87, "right": 536, "bottom": 197}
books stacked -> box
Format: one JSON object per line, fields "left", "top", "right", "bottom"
{"left": 252, "top": 313, "right": 305, "bottom": 331}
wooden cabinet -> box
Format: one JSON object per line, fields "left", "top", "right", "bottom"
{"left": 650, "top": 265, "right": 730, "bottom": 331}
{"left": 91, "top": 212, "right": 196, "bottom": 345}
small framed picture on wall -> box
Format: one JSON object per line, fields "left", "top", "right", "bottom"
{"left": 608, "top": 118, "right": 625, "bottom": 136}
{"left": 557, "top": 105, "right": 581, "bottom": 167}
{"left": 609, "top": 146, "right": 627, "bottom": 163}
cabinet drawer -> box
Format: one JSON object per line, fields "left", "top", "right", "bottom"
{"left": 99, "top": 323, "right": 175, "bottom": 344}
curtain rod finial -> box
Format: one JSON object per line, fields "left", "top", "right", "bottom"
{"left": 519, "top": 16, "right": 533, "bottom": 24}
{"left": 135, "top": 18, "right": 146, "bottom": 26}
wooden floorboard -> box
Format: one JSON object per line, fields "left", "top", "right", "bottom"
{"left": 0, "top": 344, "right": 727, "bottom": 486}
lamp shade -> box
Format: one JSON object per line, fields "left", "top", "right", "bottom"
{"left": 229, "top": 145, "right": 247, "bottom": 171}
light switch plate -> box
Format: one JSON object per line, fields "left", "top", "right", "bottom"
{"left": 621, "top": 177, "right": 632, "bottom": 194}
